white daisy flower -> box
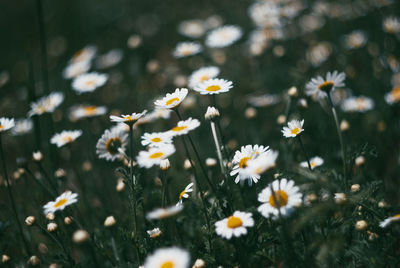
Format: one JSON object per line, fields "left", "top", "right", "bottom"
{"left": 96, "top": 128, "right": 128, "bottom": 162}
{"left": 146, "top": 205, "right": 183, "bottom": 220}
{"left": 72, "top": 72, "right": 108, "bottom": 94}
{"left": 141, "top": 132, "right": 173, "bottom": 147}
{"left": 215, "top": 211, "right": 254, "bottom": 239}
{"left": 344, "top": 30, "right": 367, "bottom": 50}
{"left": 50, "top": 130, "right": 82, "bottom": 148}
{"left": 154, "top": 88, "right": 188, "bottom": 109}
{"left": 173, "top": 42, "right": 202, "bottom": 58}
{"left": 43, "top": 191, "right": 78, "bottom": 215}
{"left": 305, "top": 71, "right": 346, "bottom": 99}
{"left": 178, "top": 19, "right": 206, "bottom": 38}
{"left": 69, "top": 105, "right": 107, "bottom": 121}
{"left": 248, "top": 94, "right": 280, "bottom": 107}
{"left": 258, "top": 178, "right": 302, "bottom": 219}
{"left": 69, "top": 45, "right": 97, "bottom": 64}
{"left": 300, "top": 156, "right": 324, "bottom": 170}
{"left": 205, "top": 25, "right": 243, "bottom": 48}
{"left": 137, "top": 144, "right": 176, "bottom": 168}
{"left": 177, "top": 182, "right": 194, "bottom": 205}
{"left": 166, "top": 117, "right": 200, "bottom": 137}
{"left": 385, "top": 86, "right": 400, "bottom": 105}
{"left": 383, "top": 17, "right": 400, "bottom": 34}
{"left": 143, "top": 247, "right": 190, "bottom": 268}
{"left": 188, "top": 66, "right": 220, "bottom": 89}
{"left": 230, "top": 145, "right": 270, "bottom": 184}
{"left": 110, "top": 110, "right": 147, "bottom": 125}
{"left": 241, "top": 150, "right": 279, "bottom": 180}
{"left": 281, "top": 119, "right": 304, "bottom": 138}
{"left": 0, "top": 117, "right": 15, "bottom": 132}
{"left": 379, "top": 214, "right": 400, "bottom": 228}
{"left": 341, "top": 96, "right": 374, "bottom": 113}
{"left": 28, "top": 92, "right": 64, "bottom": 117}
{"left": 193, "top": 78, "right": 233, "bottom": 95}
{"left": 11, "top": 118, "right": 33, "bottom": 136}
{"left": 63, "top": 61, "right": 91, "bottom": 79}
{"left": 147, "top": 228, "right": 162, "bottom": 238}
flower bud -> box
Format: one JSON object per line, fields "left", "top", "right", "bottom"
{"left": 104, "top": 216, "right": 117, "bottom": 227}
{"left": 73, "top": 230, "right": 90, "bottom": 244}
{"left": 33, "top": 151, "right": 43, "bottom": 162}
{"left": 2, "top": 255, "right": 10, "bottom": 263}
{"left": 205, "top": 158, "right": 217, "bottom": 167}
{"left": 351, "top": 184, "right": 360, "bottom": 192}
{"left": 147, "top": 227, "right": 162, "bottom": 238}
{"left": 184, "top": 159, "right": 192, "bottom": 170}
{"left": 355, "top": 220, "right": 368, "bottom": 231}
{"left": 244, "top": 107, "right": 257, "bottom": 119}
{"left": 46, "top": 213, "right": 55, "bottom": 221}
{"left": 25, "top": 216, "right": 35, "bottom": 226}
{"left": 64, "top": 217, "right": 72, "bottom": 225}
{"left": 288, "top": 86, "right": 298, "bottom": 97}
{"left": 340, "top": 120, "right": 350, "bottom": 131}
{"left": 277, "top": 115, "right": 286, "bottom": 125}
{"left": 205, "top": 106, "right": 220, "bottom": 120}
{"left": 28, "top": 256, "right": 40, "bottom": 266}
{"left": 193, "top": 259, "right": 206, "bottom": 268}
{"left": 47, "top": 222, "right": 58, "bottom": 232}
{"left": 355, "top": 156, "right": 365, "bottom": 166}
{"left": 334, "top": 193, "right": 347, "bottom": 204}
{"left": 160, "top": 159, "right": 170, "bottom": 171}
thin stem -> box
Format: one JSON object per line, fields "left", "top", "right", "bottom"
{"left": 210, "top": 121, "right": 226, "bottom": 177}
{"left": 284, "top": 96, "right": 292, "bottom": 124}
{"left": 211, "top": 95, "right": 229, "bottom": 159}
{"left": 161, "top": 171, "right": 170, "bottom": 207}
{"left": 36, "top": 162, "right": 58, "bottom": 194}
{"left": 327, "top": 93, "right": 347, "bottom": 185}
{"left": 24, "top": 166, "right": 56, "bottom": 199}
{"left": 297, "top": 135, "right": 312, "bottom": 171}
{"left": 175, "top": 109, "right": 216, "bottom": 193}
{"left": 36, "top": 0, "right": 49, "bottom": 94}
{"left": 110, "top": 235, "right": 120, "bottom": 264}
{"left": 0, "top": 134, "right": 31, "bottom": 256}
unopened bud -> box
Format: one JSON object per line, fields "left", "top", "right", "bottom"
{"left": 355, "top": 156, "right": 365, "bottom": 166}
{"left": 340, "top": 120, "right": 350, "bottom": 131}
{"left": 64, "top": 217, "right": 72, "bottom": 225}
{"left": 378, "top": 200, "right": 387, "bottom": 208}
{"left": 245, "top": 107, "right": 257, "bottom": 119}
{"left": 160, "top": 159, "right": 170, "bottom": 171}
{"left": 205, "top": 158, "right": 217, "bottom": 167}
{"left": 205, "top": 106, "right": 220, "bottom": 120}
{"left": 2, "top": 255, "right": 10, "bottom": 263}
{"left": 334, "top": 193, "right": 347, "bottom": 204}
{"left": 355, "top": 220, "right": 368, "bottom": 230}
{"left": 47, "top": 222, "right": 58, "bottom": 232}
{"left": 277, "top": 115, "right": 286, "bottom": 125}
{"left": 25, "top": 216, "right": 35, "bottom": 226}
{"left": 288, "top": 86, "right": 298, "bottom": 97}
{"left": 147, "top": 227, "right": 162, "bottom": 238}
{"left": 33, "top": 151, "right": 43, "bottom": 162}
{"left": 73, "top": 230, "right": 90, "bottom": 244}
{"left": 351, "top": 184, "right": 360, "bottom": 192}
{"left": 55, "top": 168, "right": 66, "bottom": 178}
{"left": 28, "top": 256, "right": 40, "bottom": 266}
{"left": 193, "top": 258, "right": 206, "bottom": 268}
{"left": 184, "top": 159, "right": 192, "bottom": 170}
{"left": 104, "top": 216, "right": 116, "bottom": 227}
{"left": 46, "top": 213, "right": 55, "bottom": 221}
{"left": 298, "top": 98, "right": 308, "bottom": 109}
{"left": 116, "top": 178, "right": 125, "bottom": 192}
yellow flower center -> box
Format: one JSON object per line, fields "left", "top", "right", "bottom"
{"left": 200, "top": 75, "right": 209, "bottom": 82}
{"left": 290, "top": 127, "right": 300, "bottom": 135}
{"left": 160, "top": 261, "right": 174, "bottom": 268}
{"left": 151, "top": 137, "right": 162, "bottom": 142}
{"left": 83, "top": 106, "right": 97, "bottom": 115}
{"left": 179, "top": 190, "right": 186, "bottom": 200}
{"left": 268, "top": 190, "right": 289, "bottom": 208}
{"left": 171, "top": 126, "right": 187, "bottom": 132}
{"left": 0, "top": 125, "right": 4, "bottom": 129}
{"left": 54, "top": 198, "right": 68, "bottom": 208}
{"left": 62, "top": 136, "right": 74, "bottom": 143}
{"left": 227, "top": 216, "right": 243, "bottom": 229}
{"left": 310, "top": 162, "right": 317, "bottom": 168}
{"left": 85, "top": 80, "right": 96, "bottom": 87}
{"left": 318, "top": 81, "right": 334, "bottom": 92}
{"left": 149, "top": 152, "right": 164, "bottom": 159}
{"left": 239, "top": 157, "right": 251, "bottom": 169}
{"left": 205, "top": 85, "right": 221, "bottom": 92}
{"left": 391, "top": 86, "right": 400, "bottom": 102}
{"left": 394, "top": 214, "right": 400, "bottom": 219}
{"left": 166, "top": 97, "right": 180, "bottom": 106}
{"left": 106, "top": 138, "right": 122, "bottom": 155}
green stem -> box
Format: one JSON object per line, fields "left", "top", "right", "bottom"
{"left": 210, "top": 121, "right": 226, "bottom": 177}
{"left": 0, "top": 134, "right": 31, "bottom": 256}
{"left": 36, "top": 0, "right": 49, "bottom": 94}
{"left": 297, "top": 135, "right": 312, "bottom": 171}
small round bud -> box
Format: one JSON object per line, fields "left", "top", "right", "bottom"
{"left": 288, "top": 86, "right": 298, "bottom": 97}
{"left": 38, "top": 243, "right": 48, "bottom": 254}
{"left": 193, "top": 258, "right": 206, "bottom": 268}
{"left": 160, "top": 159, "right": 170, "bottom": 171}
{"left": 25, "top": 216, "right": 35, "bottom": 226}
{"left": 205, "top": 158, "right": 217, "bottom": 167}
{"left": 127, "top": 35, "right": 142, "bottom": 49}
{"left": 146, "top": 59, "right": 160, "bottom": 73}
{"left": 298, "top": 98, "right": 308, "bottom": 109}
{"left": 147, "top": 227, "right": 162, "bottom": 238}
{"left": 334, "top": 193, "right": 347, "bottom": 204}
{"left": 82, "top": 161, "right": 92, "bottom": 172}
{"left": 340, "top": 120, "right": 350, "bottom": 131}
{"left": 47, "top": 222, "right": 58, "bottom": 232}
{"left": 73, "top": 230, "right": 90, "bottom": 244}
{"left": 305, "top": 193, "right": 318, "bottom": 204}
{"left": 32, "top": 151, "right": 43, "bottom": 162}
{"left": 46, "top": 213, "right": 55, "bottom": 221}
{"left": 377, "top": 121, "right": 386, "bottom": 132}
{"left": 277, "top": 115, "right": 286, "bottom": 125}
{"left": 55, "top": 168, "right": 66, "bottom": 178}
{"left": 205, "top": 106, "right": 220, "bottom": 120}
{"left": 64, "top": 217, "right": 72, "bottom": 225}
{"left": 2, "top": 255, "right": 10, "bottom": 263}
{"left": 355, "top": 156, "right": 365, "bottom": 166}
{"left": 49, "top": 263, "right": 59, "bottom": 268}
{"left": 28, "top": 255, "right": 40, "bottom": 266}
{"left": 184, "top": 159, "right": 192, "bottom": 170}
{"left": 378, "top": 200, "right": 387, "bottom": 208}
{"left": 355, "top": 220, "right": 368, "bottom": 231}
{"left": 367, "top": 230, "right": 379, "bottom": 241}
{"left": 104, "top": 216, "right": 117, "bottom": 227}
{"left": 244, "top": 107, "right": 257, "bottom": 119}
{"left": 351, "top": 184, "right": 360, "bottom": 192}
{"left": 116, "top": 178, "right": 125, "bottom": 192}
